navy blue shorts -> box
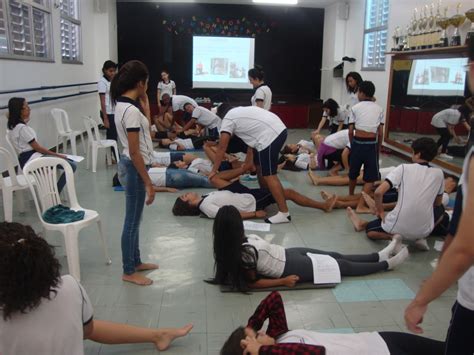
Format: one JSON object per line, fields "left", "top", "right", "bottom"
{"left": 227, "top": 136, "right": 248, "bottom": 154}
{"left": 170, "top": 152, "right": 185, "bottom": 162}
{"left": 218, "top": 161, "right": 232, "bottom": 172}
{"left": 221, "top": 180, "right": 275, "bottom": 210}
{"left": 253, "top": 129, "right": 288, "bottom": 176}
{"left": 366, "top": 218, "right": 386, "bottom": 234}
{"left": 383, "top": 188, "right": 398, "bottom": 204}
{"left": 349, "top": 138, "right": 380, "bottom": 182}
{"left": 208, "top": 127, "right": 219, "bottom": 138}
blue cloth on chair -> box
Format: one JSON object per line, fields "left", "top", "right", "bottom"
{"left": 42, "top": 204, "right": 85, "bottom": 224}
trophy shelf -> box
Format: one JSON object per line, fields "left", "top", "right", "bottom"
{"left": 386, "top": 44, "right": 468, "bottom": 56}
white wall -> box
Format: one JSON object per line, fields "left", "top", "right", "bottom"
{"left": 321, "top": 0, "right": 472, "bottom": 113}
{"left": 0, "top": 0, "right": 118, "bottom": 168}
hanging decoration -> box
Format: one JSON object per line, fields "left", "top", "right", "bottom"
{"left": 162, "top": 16, "right": 277, "bottom": 37}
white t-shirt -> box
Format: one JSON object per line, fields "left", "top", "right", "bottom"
{"left": 251, "top": 85, "right": 272, "bottom": 111}
{"left": 379, "top": 166, "right": 396, "bottom": 181}
{"left": 114, "top": 98, "right": 154, "bottom": 165}
{"left": 349, "top": 101, "right": 385, "bottom": 134}
{"left": 0, "top": 275, "right": 93, "bottom": 355}
{"left": 188, "top": 158, "right": 212, "bottom": 174}
{"left": 192, "top": 106, "right": 221, "bottom": 130}
{"left": 297, "top": 140, "right": 315, "bottom": 153}
{"left": 171, "top": 95, "right": 198, "bottom": 112}
{"left": 157, "top": 80, "right": 176, "bottom": 100}
{"left": 170, "top": 138, "right": 194, "bottom": 151}
{"left": 8, "top": 123, "right": 43, "bottom": 164}
{"left": 457, "top": 147, "right": 474, "bottom": 310}
{"left": 294, "top": 153, "right": 317, "bottom": 170}
{"left": 278, "top": 329, "right": 389, "bottom": 355}
{"left": 343, "top": 92, "right": 359, "bottom": 124}
{"left": 323, "top": 108, "right": 347, "bottom": 126}
{"left": 221, "top": 106, "right": 286, "bottom": 151}
{"left": 243, "top": 234, "right": 286, "bottom": 278}
{"left": 382, "top": 163, "right": 444, "bottom": 240}
{"left": 431, "top": 109, "right": 462, "bottom": 128}
{"left": 199, "top": 190, "right": 256, "bottom": 218}
{"left": 152, "top": 151, "right": 171, "bottom": 166}
{"left": 324, "top": 129, "right": 350, "bottom": 150}
{"left": 97, "top": 76, "right": 114, "bottom": 115}
{"left": 149, "top": 167, "right": 167, "bottom": 187}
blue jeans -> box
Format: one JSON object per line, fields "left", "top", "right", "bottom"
{"left": 165, "top": 169, "right": 212, "bottom": 188}
{"left": 118, "top": 156, "right": 146, "bottom": 275}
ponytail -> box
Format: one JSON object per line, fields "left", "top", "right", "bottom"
{"left": 248, "top": 64, "right": 264, "bottom": 81}
{"left": 110, "top": 60, "right": 149, "bottom": 103}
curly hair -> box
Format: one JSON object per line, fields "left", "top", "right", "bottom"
{"left": 0, "top": 222, "right": 61, "bottom": 320}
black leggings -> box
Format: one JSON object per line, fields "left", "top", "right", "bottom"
{"left": 281, "top": 248, "right": 387, "bottom": 282}
{"left": 444, "top": 301, "right": 474, "bottom": 355}
{"left": 379, "top": 331, "right": 445, "bottom": 355}
{"left": 436, "top": 127, "right": 452, "bottom": 153}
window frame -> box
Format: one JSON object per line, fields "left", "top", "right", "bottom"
{"left": 59, "top": 0, "right": 82, "bottom": 64}
{"left": 361, "top": 0, "right": 389, "bottom": 72}
{"left": 0, "top": 0, "right": 54, "bottom": 62}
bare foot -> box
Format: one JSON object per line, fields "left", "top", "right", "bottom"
{"left": 328, "top": 169, "right": 338, "bottom": 177}
{"left": 324, "top": 194, "right": 337, "bottom": 212}
{"left": 154, "top": 324, "right": 194, "bottom": 351}
{"left": 308, "top": 170, "right": 319, "bottom": 186}
{"left": 135, "top": 263, "right": 159, "bottom": 272}
{"left": 320, "top": 190, "right": 334, "bottom": 201}
{"left": 122, "top": 273, "right": 153, "bottom": 286}
{"left": 355, "top": 205, "right": 372, "bottom": 214}
{"left": 361, "top": 191, "right": 376, "bottom": 214}
{"left": 346, "top": 207, "right": 365, "bottom": 232}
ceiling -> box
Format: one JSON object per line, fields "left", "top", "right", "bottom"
{"left": 116, "top": 0, "right": 341, "bottom": 8}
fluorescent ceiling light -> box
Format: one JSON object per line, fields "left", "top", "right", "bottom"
{"left": 253, "top": 0, "right": 298, "bottom": 4}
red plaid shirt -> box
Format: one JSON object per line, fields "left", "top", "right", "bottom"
{"left": 247, "top": 291, "right": 326, "bottom": 355}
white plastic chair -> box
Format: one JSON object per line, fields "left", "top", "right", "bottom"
{"left": 83, "top": 116, "right": 120, "bottom": 172}
{"left": 51, "top": 108, "right": 86, "bottom": 156}
{"left": 23, "top": 157, "right": 111, "bottom": 280}
{"left": 0, "top": 147, "right": 33, "bottom": 222}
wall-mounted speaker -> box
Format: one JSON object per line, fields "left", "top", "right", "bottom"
{"left": 337, "top": 2, "right": 349, "bottom": 21}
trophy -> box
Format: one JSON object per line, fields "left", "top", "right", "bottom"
{"left": 449, "top": 3, "right": 466, "bottom": 46}
{"left": 402, "top": 25, "right": 410, "bottom": 51}
{"left": 409, "top": 9, "right": 420, "bottom": 50}
{"left": 419, "top": 5, "right": 429, "bottom": 49}
{"left": 427, "top": 3, "right": 437, "bottom": 48}
{"left": 466, "top": 8, "right": 474, "bottom": 45}
{"left": 436, "top": 6, "right": 450, "bottom": 47}
{"left": 391, "top": 26, "right": 401, "bottom": 51}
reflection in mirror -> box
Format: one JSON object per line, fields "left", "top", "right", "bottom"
{"left": 387, "top": 51, "right": 472, "bottom": 169}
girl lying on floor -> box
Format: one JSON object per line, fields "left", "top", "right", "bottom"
{"left": 0, "top": 222, "right": 193, "bottom": 354}
{"left": 159, "top": 135, "right": 216, "bottom": 151}
{"left": 209, "top": 205, "right": 408, "bottom": 291}
{"left": 148, "top": 166, "right": 213, "bottom": 191}
{"left": 222, "top": 291, "right": 444, "bottom": 355}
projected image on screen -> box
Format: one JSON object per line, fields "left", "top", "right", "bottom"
{"left": 407, "top": 57, "right": 468, "bottom": 96}
{"left": 192, "top": 36, "right": 255, "bottom": 89}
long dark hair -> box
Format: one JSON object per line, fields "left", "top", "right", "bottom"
{"left": 0, "top": 222, "right": 61, "bottom": 320}
{"left": 248, "top": 64, "right": 264, "bottom": 81}
{"left": 322, "top": 98, "right": 340, "bottom": 117}
{"left": 110, "top": 60, "right": 149, "bottom": 103}
{"left": 7, "top": 97, "right": 26, "bottom": 130}
{"left": 212, "top": 206, "right": 255, "bottom": 292}
{"left": 160, "top": 69, "right": 170, "bottom": 83}
{"left": 345, "top": 71, "right": 363, "bottom": 93}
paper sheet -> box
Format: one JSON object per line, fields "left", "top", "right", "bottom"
{"left": 434, "top": 241, "right": 444, "bottom": 252}
{"left": 307, "top": 253, "right": 341, "bottom": 284}
{"left": 243, "top": 221, "right": 270, "bottom": 232}
{"left": 66, "top": 155, "right": 85, "bottom": 163}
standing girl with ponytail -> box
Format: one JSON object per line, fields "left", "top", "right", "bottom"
{"left": 111, "top": 60, "right": 157, "bottom": 286}
{"left": 248, "top": 65, "right": 272, "bottom": 111}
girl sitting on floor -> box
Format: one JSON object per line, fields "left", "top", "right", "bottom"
{"left": 222, "top": 291, "right": 444, "bottom": 355}
{"left": 209, "top": 205, "right": 408, "bottom": 292}
{"left": 0, "top": 222, "right": 192, "bottom": 355}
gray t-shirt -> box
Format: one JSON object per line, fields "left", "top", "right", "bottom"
{"left": 0, "top": 275, "right": 93, "bottom": 355}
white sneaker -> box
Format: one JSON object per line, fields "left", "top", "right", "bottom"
{"left": 387, "top": 247, "right": 409, "bottom": 270}
{"left": 438, "top": 153, "right": 453, "bottom": 160}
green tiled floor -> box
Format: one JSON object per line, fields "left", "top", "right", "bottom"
{"left": 3, "top": 129, "right": 454, "bottom": 354}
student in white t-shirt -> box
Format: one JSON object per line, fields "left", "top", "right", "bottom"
{"left": 211, "top": 105, "right": 291, "bottom": 224}
{"left": 314, "top": 98, "right": 347, "bottom": 134}
{"left": 112, "top": 60, "right": 157, "bottom": 286}
{"left": 343, "top": 71, "right": 363, "bottom": 120}
{"left": 430, "top": 105, "right": 471, "bottom": 159}
{"left": 160, "top": 94, "right": 198, "bottom": 129}
{"left": 405, "top": 46, "right": 474, "bottom": 353}
{"left": 155, "top": 70, "right": 176, "bottom": 131}
{"left": 222, "top": 292, "right": 444, "bottom": 355}
{"left": 209, "top": 206, "right": 407, "bottom": 293}
{"left": 6, "top": 97, "right": 77, "bottom": 194}
{"left": 179, "top": 103, "right": 221, "bottom": 138}
{"left": 98, "top": 60, "right": 118, "bottom": 152}
{"left": 0, "top": 222, "right": 193, "bottom": 355}
{"left": 249, "top": 65, "right": 272, "bottom": 111}
{"left": 347, "top": 138, "right": 445, "bottom": 248}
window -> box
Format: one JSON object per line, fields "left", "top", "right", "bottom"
{"left": 0, "top": 0, "right": 53, "bottom": 60}
{"left": 362, "top": 0, "right": 389, "bottom": 71}
{"left": 59, "top": 0, "right": 81, "bottom": 63}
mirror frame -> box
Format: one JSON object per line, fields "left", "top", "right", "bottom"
{"left": 385, "top": 45, "right": 469, "bottom": 175}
